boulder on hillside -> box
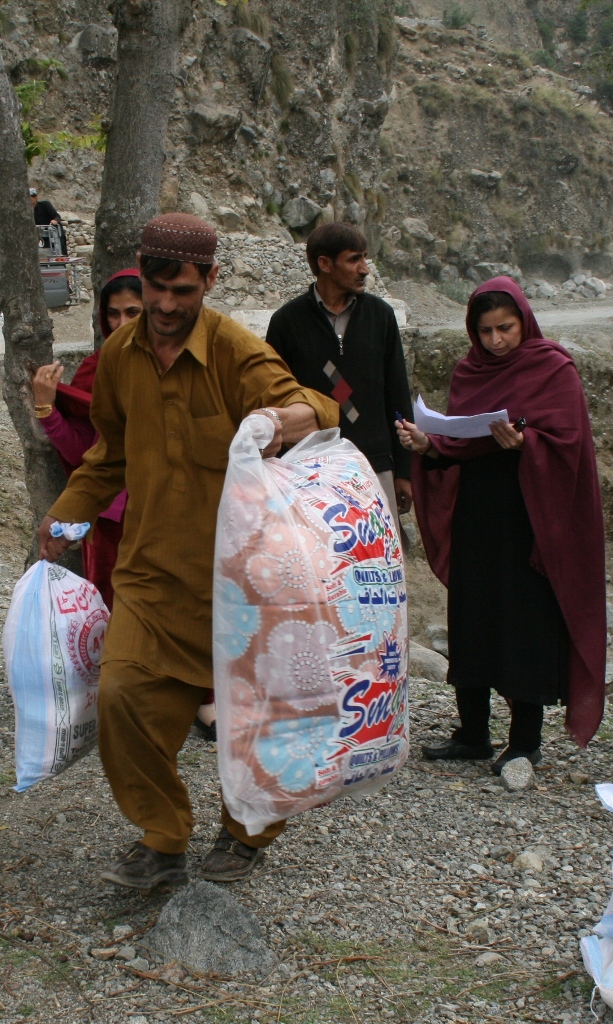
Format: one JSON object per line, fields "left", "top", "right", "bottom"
{"left": 282, "top": 196, "right": 322, "bottom": 229}
{"left": 402, "top": 217, "right": 434, "bottom": 244}
{"left": 69, "top": 24, "right": 117, "bottom": 61}
{"left": 232, "top": 28, "right": 271, "bottom": 103}
{"left": 190, "top": 102, "right": 242, "bottom": 143}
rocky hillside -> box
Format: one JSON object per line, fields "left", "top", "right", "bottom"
{"left": 2, "top": 0, "right": 613, "bottom": 291}
{"left": 378, "top": 12, "right": 613, "bottom": 288}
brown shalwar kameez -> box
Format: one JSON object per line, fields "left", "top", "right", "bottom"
{"left": 49, "top": 307, "right": 338, "bottom": 853}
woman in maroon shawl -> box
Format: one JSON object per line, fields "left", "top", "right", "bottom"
{"left": 397, "top": 277, "right": 605, "bottom": 772}
{"left": 31, "top": 270, "right": 143, "bottom": 608}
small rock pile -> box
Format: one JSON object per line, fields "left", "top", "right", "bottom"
{"left": 560, "top": 274, "right": 608, "bottom": 299}
{"left": 524, "top": 275, "right": 609, "bottom": 301}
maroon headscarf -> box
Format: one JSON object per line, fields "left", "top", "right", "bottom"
{"left": 412, "top": 276, "right": 606, "bottom": 746}
{"left": 55, "top": 269, "right": 141, "bottom": 419}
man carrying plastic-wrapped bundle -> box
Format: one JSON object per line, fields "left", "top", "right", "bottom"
{"left": 37, "top": 213, "right": 338, "bottom": 889}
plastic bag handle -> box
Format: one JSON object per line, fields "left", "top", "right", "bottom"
{"left": 281, "top": 428, "right": 343, "bottom": 463}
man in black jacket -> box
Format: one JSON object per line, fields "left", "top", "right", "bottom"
{"left": 266, "top": 222, "right": 413, "bottom": 524}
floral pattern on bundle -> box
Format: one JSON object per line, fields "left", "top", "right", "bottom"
{"left": 214, "top": 425, "right": 410, "bottom": 834}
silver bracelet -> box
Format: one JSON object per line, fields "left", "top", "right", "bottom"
{"left": 261, "top": 407, "right": 282, "bottom": 423}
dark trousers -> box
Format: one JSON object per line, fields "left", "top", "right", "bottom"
{"left": 454, "top": 687, "right": 543, "bottom": 752}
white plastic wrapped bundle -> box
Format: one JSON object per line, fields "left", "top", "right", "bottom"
{"left": 3, "top": 546, "right": 109, "bottom": 792}
{"left": 213, "top": 417, "right": 409, "bottom": 835}
{"left": 581, "top": 784, "right": 613, "bottom": 1009}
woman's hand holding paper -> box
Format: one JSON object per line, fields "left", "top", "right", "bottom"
{"left": 489, "top": 419, "right": 524, "bottom": 450}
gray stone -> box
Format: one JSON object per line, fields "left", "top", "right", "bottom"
{"left": 409, "top": 642, "right": 448, "bottom": 682}
{"left": 465, "top": 918, "right": 493, "bottom": 944}
{"left": 126, "top": 957, "right": 149, "bottom": 971}
{"left": 216, "top": 207, "right": 242, "bottom": 230}
{"left": 346, "top": 201, "right": 361, "bottom": 224}
{"left": 190, "top": 192, "right": 210, "bottom": 220}
{"left": 425, "top": 624, "right": 448, "bottom": 658}
{"left": 149, "top": 881, "right": 279, "bottom": 977}
{"left": 115, "top": 945, "right": 136, "bottom": 960}
{"left": 319, "top": 168, "right": 337, "bottom": 186}
{"left": 585, "top": 276, "right": 606, "bottom": 295}
{"left": 501, "top": 757, "right": 536, "bottom": 792}
{"left": 514, "top": 850, "right": 543, "bottom": 872}
{"left": 282, "top": 197, "right": 322, "bottom": 229}
{"left": 475, "top": 951, "right": 505, "bottom": 966}
{"left": 70, "top": 24, "right": 117, "bottom": 61}
{"left": 536, "top": 281, "right": 558, "bottom": 299}
{"left": 402, "top": 217, "right": 434, "bottom": 243}
{"left": 470, "top": 168, "right": 501, "bottom": 189}
{"left": 232, "top": 28, "right": 271, "bottom": 103}
{"left": 357, "top": 92, "right": 390, "bottom": 122}
{"left": 112, "top": 925, "right": 133, "bottom": 941}
{"left": 190, "top": 103, "right": 242, "bottom": 143}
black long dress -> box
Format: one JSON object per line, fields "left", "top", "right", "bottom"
{"left": 445, "top": 449, "right": 568, "bottom": 706}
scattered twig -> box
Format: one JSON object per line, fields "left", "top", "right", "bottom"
{"left": 1, "top": 854, "right": 34, "bottom": 873}
{"left": 413, "top": 914, "right": 448, "bottom": 933}
{"left": 117, "top": 963, "right": 263, "bottom": 1011}
{"left": 335, "top": 962, "right": 359, "bottom": 1024}
{"left": 521, "top": 968, "right": 579, "bottom": 998}
{"left": 455, "top": 970, "right": 536, "bottom": 999}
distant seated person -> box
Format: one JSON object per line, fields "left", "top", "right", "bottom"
{"left": 29, "top": 187, "right": 67, "bottom": 255}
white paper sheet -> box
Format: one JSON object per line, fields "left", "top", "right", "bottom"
{"left": 413, "top": 394, "right": 509, "bottom": 438}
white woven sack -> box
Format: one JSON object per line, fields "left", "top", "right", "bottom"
{"left": 3, "top": 560, "right": 109, "bottom": 791}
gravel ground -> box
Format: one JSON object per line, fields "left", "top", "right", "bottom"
{"left": 1, "top": 395, "right": 613, "bottom": 1024}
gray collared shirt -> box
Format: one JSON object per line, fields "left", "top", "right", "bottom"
{"left": 314, "top": 284, "right": 357, "bottom": 352}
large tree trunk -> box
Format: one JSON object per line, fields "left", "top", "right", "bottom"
{"left": 91, "top": 0, "right": 191, "bottom": 345}
{"left": 0, "top": 51, "right": 67, "bottom": 527}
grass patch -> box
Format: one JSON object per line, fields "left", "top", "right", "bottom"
{"left": 233, "top": 0, "right": 269, "bottom": 38}
{"left": 270, "top": 53, "right": 293, "bottom": 109}
{"left": 477, "top": 64, "right": 500, "bottom": 87}
{"left": 533, "top": 48, "right": 557, "bottom": 69}
{"left": 567, "top": 8, "right": 589, "bottom": 45}
{"left": 414, "top": 80, "right": 453, "bottom": 118}
{"left": 443, "top": 3, "right": 472, "bottom": 29}
{"left": 343, "top": 170, "right": 363, "bottom": 201}
{"left": 177, "top": 750, "right": 202, "bottom": 766}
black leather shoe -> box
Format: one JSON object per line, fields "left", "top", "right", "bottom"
{"left": 491, "top": 746, "right": 542, "bottom": 776}
{"left": 193, "top": 717, "right": 217, "bottom": 742}
{"left": 422, "top": 737, "right": 494, "bottom": 761}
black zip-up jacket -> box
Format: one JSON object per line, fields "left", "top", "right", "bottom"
{"left": 266, "top": 285, "right": 413, "bottom": 476}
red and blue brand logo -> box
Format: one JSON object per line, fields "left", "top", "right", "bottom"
{"left": 317, "top": 498, "right": 399, "bottom": 566}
